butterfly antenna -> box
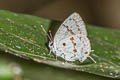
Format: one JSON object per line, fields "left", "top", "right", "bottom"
{"left": 48, "top": 30, "right": 53, "bottom": 40}
{"left": 40, "top": 25, "right": 52, "bottom": 41}
{"left": 88, "top": 56, "right": 96, "bottom": 63}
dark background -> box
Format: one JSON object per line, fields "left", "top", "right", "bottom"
{"left": 0, "top": 0, "right": 120, "bottom": 28}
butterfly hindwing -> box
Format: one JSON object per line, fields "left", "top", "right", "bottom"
{"left": 55, "top": 34, "right": 91, "bottom": 62}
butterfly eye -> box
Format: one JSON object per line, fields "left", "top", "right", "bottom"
{"left": 50, "top": 42, "right": 53, "bottom": 46}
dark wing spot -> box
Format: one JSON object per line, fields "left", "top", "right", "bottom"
{"left": 84, "top": 51, "right": 88, "bottom": 54}
{"left": 78, "top": 28, "right": 80, "bottom": 31}
{"left": 70, "top": 37, "right": 74, "bottom": 40}
{"left": 69, "top": 18, "right": 72, "bottom": 20}
{"left": 63, "top": 25, "right": 68, "bottom": 28}
{"left": 73, "top": 49, "right": 77, "bottom": 53}
{"left": 63, "top": 25, "right": 75, "bottom": 35}
{"left": 69, "top": 30, "right": 74, "bottom": 35}
{"left": 76, "top": 25, "right": 79, "bottom": 27}
{"left": 73, "top": 42, "right": 76, "bottom": 46}
{"left": 63, "top": 43, "right": 66, "bottom": 46}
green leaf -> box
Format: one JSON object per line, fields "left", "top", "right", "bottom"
{"left": 0, "top": 10, "right": 120, "bottom": 79}
{"left": 0, "top": 53, "right": 113, "bottom": 80}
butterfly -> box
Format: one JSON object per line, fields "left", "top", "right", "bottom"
{"left": 41, "top": 12, "right": 96, "bottom": 63}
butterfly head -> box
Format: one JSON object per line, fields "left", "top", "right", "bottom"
{"left": 48, "top": 41, "right": 55, "bottom": 52}
{"left": 49, "top": 41, "right": 53, "bottom": 47}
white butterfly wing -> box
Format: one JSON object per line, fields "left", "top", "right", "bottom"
{"left": 52, "top": 12, "right": 91, "bottom": 62}
{"left": 54, "top": 34, "right": 91, "bottom": 62}
{"left": 54, "top": 12, "right": 87, "bottom": 43}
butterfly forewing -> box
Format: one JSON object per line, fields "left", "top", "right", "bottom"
{"left": 54, "top": 12, "right": 87, "bottom": 43}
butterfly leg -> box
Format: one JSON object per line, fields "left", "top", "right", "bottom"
{"left": 70, "top": 54, "right": 76, "bottom": 59}
{"left": 63, "top": 54, "right": 67, "bottom": 63}
{"left": 64, "top": 55, "right": 67, "bottom": 63}
{"left": 79, "top": 58, "right": 82, "bottom": 63}
{"left": 54, "top": 51, "right": 57, "bottom": 60}
{"left": 89, "top": 50, "right": 96, "bottom": 63}
{"left": 59, "top": 53, "right": 67, "bottom": 63}
{"left": 55, "top": 55, "right": 57, "bottom": 60}
{"left": 48, "top": 50, "right": 52, "bottom": 55}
